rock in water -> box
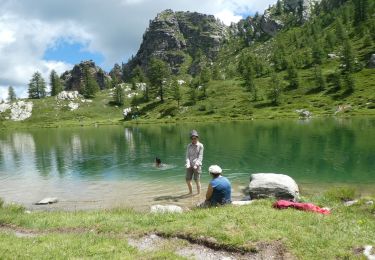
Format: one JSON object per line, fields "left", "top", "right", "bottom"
{"left": 150, "top": 204, "right": 183, "bottom": 213}
{"left": 249, "top": 173, "right": 300, "bottom": 200}
{"left": 35, "top": 197, "right": 58, "bottom": 205}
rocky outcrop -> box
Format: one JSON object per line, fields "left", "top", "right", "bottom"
{"left": 249, "top": 173, "right": 300, "bottom": 200}
{"left": 122, "top": 9, "right": 228, "bottom": 78}
{"left": 233, "top": 0, "right": 320, "bottom": 44}
{"left": 0, "top": 101, "right": 33, "bottom": 121}
{"left": 56, "top": 91, "right": 81, "bottom": 100}
{"left": 61, "top": 60, "right": 111, "bottom": 92}
{"left": 284, "top": 0, "right": 321, "bottom": 21}
{"left": 368, "top": 54, "right": 375, "bottom": 68}
{"left": 260, "top": 10, "right": 284, "bottom": 37}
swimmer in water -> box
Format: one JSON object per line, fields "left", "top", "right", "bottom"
{"left": 155, "top": 157, "right": 162, "bottom": 168}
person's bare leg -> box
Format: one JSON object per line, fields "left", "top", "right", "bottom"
{"left": 186, "top": 180, "right": 193, "bottom": 194}
{"left": 195, "top": 180, "right": 201, "bottom": 194}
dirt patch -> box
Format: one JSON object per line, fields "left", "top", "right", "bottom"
{"left": 0, "top": 223, "right": 39, "bottom": 238}
{"left": 129, "top": 233, "right": 294, "bottom": 260}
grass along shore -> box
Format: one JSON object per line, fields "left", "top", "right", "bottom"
{"left": 1, "top": 188, "right": 374, "bottom": 259}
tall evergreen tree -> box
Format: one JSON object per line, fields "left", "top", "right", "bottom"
{"left": 341, "top": 39, "right": 355, "bottom": 73}
{"left": 112, "top": 78, "right": 125, "bottom": 106}
{"left": 82, "top": 65, "right": 100, "bottom": 98}
{"left": 353, "top": 0, "right": 369, "bottom": 25}
{"left": 343, "top": 72, "right": 355, "bottom": 93}
{"left": 147, "top": 57, "right": 170, "bottom": 102}
{"left": 50, "top": 70, "right": 63, "bottom": 96}
{"left": 312, "top": 42, "right": 325, "bottom": 64}
{"left": 7, "top": 86, "right": 16, "bottom": 102}
{"left": 335, "top": 19, "right": 347, "bottom": 41}
{"left": 267, "top": 72, "right": 282, "bottom": 105}
{"left": 275, "top": 0, "right": 283, "bottom": 15}
{"left": 28, "top": 71, "right": 46, "bottom": 99}
{"left": 171, "top": 78, "right": 182, "bottom": 107}
{"left": 286, "top": 61, "right": 299, "bottom": 89}
{"left": 314, "top": 66, "right": 326, "bottom": 91}
{"left": 331, "top": 70, "right": 342, "bottom": 91}
{"left": 199, "top": 66, "right": 211, "bottom": 98}
{"left": 132, "top": 65, "right": 147, "bottom": 83}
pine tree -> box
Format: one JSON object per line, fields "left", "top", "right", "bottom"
{"left": 112, "top": 78, "right": 125, "bottom": 106}
{"left": 147, "top": 57, "right": 170, "bottom": 102}
{"left": 50, "top": 70, "right": 63, "bottom": 96}
{"left": 335, "top": 19, "right": 347, "bottom": 41}
{"left": 28, "top": 71, "right": 46, "bottom": 99}
{"left": 7, "top": 86, "right": 16, "bottom": 102}
{"left": 132, "top": 65, "right": 147, "bottom": 83}
{"left": 353, "top": 0, "right": 369, "bottom": 25}
{"left": 82, "top": 65, "right": 100, "bottom": 98}
{"left": 199, "top": 66, "right": 211, "bottom": 98}
{"left": 267, "top": 72, "right": 282, "bottom": 105}
{"left": 314, "top": 66, "right": 326, "bottom": 91}
{"left": 171, "top": 78, "right": 182, "bottom": 107}
{"left": 363, "top": 32, "right": 372, "bottom": 47}
{"left": 325, "top": 31, "right": 337, "bottom": 50}
{"left": 331, "top": 70, "right": 342, "bottom": 91}
{"left": 286, "top": 61, "right": 299, "bottom": 89}
{"left": 312, "top": 42, "right": 325, "bottom": 64}
{"left": 343, "top": 73, "right": 355, "bottom": 93}
{"left": 275, "top": 0, "right": 283, "bottom": 15}
{"left": 341, "top": 39, "right": 355, "bottom": 73}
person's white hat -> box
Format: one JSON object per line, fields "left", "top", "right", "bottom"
{"left": 208, "top": 165, "right": 222, "bottom": 174}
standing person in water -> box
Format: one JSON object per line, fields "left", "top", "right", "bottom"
{"left": 185, "top": 130, "right": 204, "bottom": 194}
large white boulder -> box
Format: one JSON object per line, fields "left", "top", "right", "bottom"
{"left": 10, "top": 101, "right": 33, "bottom": 121}
{"left": 57, "top": 91, "right": 81, "bottom": 100}
{"left": 249, "top": 173, "right": 300, "bottom": 200}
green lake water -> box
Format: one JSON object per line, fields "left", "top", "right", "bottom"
{"left": 0, "top": 117, "right": 374, "bottom": 210}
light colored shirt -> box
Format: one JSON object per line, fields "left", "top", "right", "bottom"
{"left": 185, "top": 141, "right": 204, "bottom": 168}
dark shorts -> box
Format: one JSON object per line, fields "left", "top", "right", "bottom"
{"left": 186, "top": 167, "right": 201, "bottom": 181}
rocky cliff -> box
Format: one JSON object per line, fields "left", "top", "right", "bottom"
{"left": 233, "top": 0, "right": 321, "bottom": 44}
{"left": 122, "top": 9, "right": 228, "bottom": 79}
{"left": 61, "top": 60, "right": 111, "bottom": 92}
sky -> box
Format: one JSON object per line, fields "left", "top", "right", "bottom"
{"left": 0, "top": 0, "right": 277, "bottom": 100}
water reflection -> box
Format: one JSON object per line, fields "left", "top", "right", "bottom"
{"left": 0, "top": 118, "right": 374, "bottom": 210}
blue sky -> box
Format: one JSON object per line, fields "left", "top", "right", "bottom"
{"left": 43, "top": 41, "right": 105, "bottom": 69}
{"left": 0, "top": 0, "right": 277, "bottom": 100}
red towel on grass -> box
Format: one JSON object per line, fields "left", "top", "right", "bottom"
{"left": 273, "top": 200, "right": 331, "bottom": 215}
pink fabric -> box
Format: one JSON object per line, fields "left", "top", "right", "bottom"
{"left": 273, "top": 200, "right": 331, "bottom": 215}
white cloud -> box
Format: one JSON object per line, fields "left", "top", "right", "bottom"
{"left": 0, "top": 0, "right": 277, "bottom": 100}
{"left": 214, "top": 9, "right": 243, "bottom": 25}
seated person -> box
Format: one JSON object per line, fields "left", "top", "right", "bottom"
{"left": 204, "top": 165, "right": 231, "bottom": 206}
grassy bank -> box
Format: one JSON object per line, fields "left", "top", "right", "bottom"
{"left": 1, "top": 66, "right": 375, "bottom": 130}
{"left": 1, "top": 189, "right": 374, "bottom": 259}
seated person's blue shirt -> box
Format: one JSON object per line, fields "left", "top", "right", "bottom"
{"left": 210, "top": 176, "right": 231, "bottom": 205}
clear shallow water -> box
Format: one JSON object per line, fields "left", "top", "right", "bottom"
{"left": 0, "top": 117, "right": 374, "bottom": 211}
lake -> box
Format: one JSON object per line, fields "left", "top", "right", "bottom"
{"left": 0, "top": 117, "right": 374, "bottom": 211}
